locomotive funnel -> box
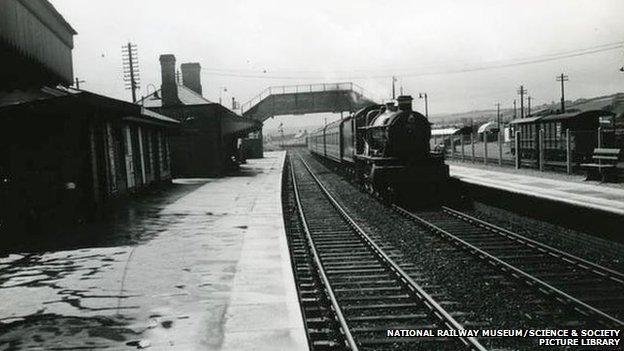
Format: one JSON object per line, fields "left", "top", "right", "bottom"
{"left": 397, "top": 95, "right": 413, "bottom": 112}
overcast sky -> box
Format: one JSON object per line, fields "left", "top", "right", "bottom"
{"left": 50, "top": 0, "right": 624, "bottom": 130}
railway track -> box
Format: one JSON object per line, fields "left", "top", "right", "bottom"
{"left": 288, "top": 155, "right": 486, "bottom": 351}
{"left": 393, "top": 204, "right": 624, "bottom": 328}
{"left": 283, "top": 159, "right": 348, "bottom": 350}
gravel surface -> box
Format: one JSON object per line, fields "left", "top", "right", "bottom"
{"left": 294, "top": 150, "right": 604, "bottom": 351}
{"left": 463, "top": 202, "right": 624, "bottom": 274}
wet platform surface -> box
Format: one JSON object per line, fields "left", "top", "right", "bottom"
{"left": 450, "top": 164, "right": 624, "bottom": 216}
{"left": 0, "top": 151, "right": 308, "bottom": 350}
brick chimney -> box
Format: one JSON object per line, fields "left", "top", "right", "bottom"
{"left": 181, "top": 62, "right": 202, "bottom": 96}
{"left": 159, "top": 54, "right": 179, "bottom": 106}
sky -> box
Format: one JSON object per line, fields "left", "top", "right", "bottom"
{"left": 49, "top": 0, "right": 624, "bottom": 132}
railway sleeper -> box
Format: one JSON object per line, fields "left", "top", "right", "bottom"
{"left": 331, "top": 280, "right": 398, "bottom": 288}
{"left": 319, "top": 259, "right": 379, "bottom": 266}
{"left": 334, "top": 286, "right": 402, "bottom": 293}
{"left": 325, "top": 267, "right": 387, "bottom": 275}
{"left": 356, "top": 336, "right": 456, "bottom": 346}
{"left": 310, "top": 340, "right": 344, "bottom": 351}
{"left": 338, "top": 294, "right": 412, "bottom": 302}
{"left": 348, "top": 313, "right": 429, "bottom": 321}
{"left": 323, "top": 263, "right": 383, "bottom": 270}
{"left": 330, "top": 274, "right": 392, "bottom": 281}
{"left": 320, "top": 251, "right": 371, "bottom": 258}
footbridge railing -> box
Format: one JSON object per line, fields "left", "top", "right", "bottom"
{"left": 241, "top": 82, "right": 377, "bottom": 121}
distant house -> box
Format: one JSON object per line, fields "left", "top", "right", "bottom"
{"left": 139, "top": 55, "right": 261, "bottom": 177}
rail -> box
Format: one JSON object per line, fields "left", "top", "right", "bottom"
{"left": 296, "top": 154, "right": 488, "bottom": 351}
{"left": 290, "top": 156, "right": 359, "bottom": 350}
{"left": 393, "top": 205, "right": 624, "bottom": 327}
{"left": 241, "top": 82, "right": 372, "bottom": 114}
{"left": 441, "top": 206, "right": 624, "bottom": 283}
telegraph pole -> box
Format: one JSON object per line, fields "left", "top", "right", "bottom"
{"left": 517, "top": 85, "right": 527, "bottom": 118}
{"left": 392, "top": 76, "right": 397, "bottom": 100}
{"left": 527, "top": 96, "right": 532, "bottom": 116}
{"left": 122, "top": 42, "right": 140, "bottom": 103}
{"left": 513, "top": 99, "right": 517, "bottom": 119}
{"left": 74, "top": 77, "right": 85, "bottom": 90}
{"left": 495, "top": 103, "right": 501, "bottom": 130}
{"left": 556, "top": 73, "right": 569, "bottom": 113}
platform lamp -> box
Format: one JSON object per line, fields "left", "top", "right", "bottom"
{"left": 142, "top": 83, "right": 157, "bottom": 107}
{"left": 418, "top": 93, "right": 428, "bottom": 118}
{"left": 219, "top": 87, "right": 228, "bottom": 106}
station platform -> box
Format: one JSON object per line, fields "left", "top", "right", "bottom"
{"left": 449, "top": 163, "right": 624, "bottom": 217}
{"left": 0, "top": 151, "right": 309, "bottom": 350}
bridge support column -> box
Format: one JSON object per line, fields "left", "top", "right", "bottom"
{"left": 258, "top": 128, "right": 264, "bottom": 158}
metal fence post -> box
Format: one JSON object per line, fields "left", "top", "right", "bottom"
{"left": 597, "top": 127, "right": 602, "bottom": 148}
{"left": 515, "top": 131, "right": 521, "bottom": 169}
{"left": 538, "top": 129, "right": 545, "bottom": 172}
{"left": 451, "top": 136, "right": 455, "bottom": 159}
{"left": 483, "top": 132, "right": 488, "bottom": 165}
{"left": 566, "top": 129, "right": 572, "bottom": 174}
{"left": 498, "top": 130, "right": 503, "bottom": 166}
{"left": 460, "top": 136, "right": 465, "bottom": 161}
{"left": 471, "top": 132, "right": 475, "bottom": 162}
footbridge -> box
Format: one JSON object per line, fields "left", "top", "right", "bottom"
{"left": 241, "top": 82, "right": 377, "bottom": 121}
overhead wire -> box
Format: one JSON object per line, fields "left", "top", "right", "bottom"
{"left": 200, "top": 41, "right": 624, "bottom": 80}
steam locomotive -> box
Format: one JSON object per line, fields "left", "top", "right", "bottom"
{"left": 307, "top": 95, "right": 450, "bottom": 204}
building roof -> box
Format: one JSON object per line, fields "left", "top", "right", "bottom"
{"left": 0, "top": 85, "right": 78, "bottom": 107}
{"left": 0, "top": 85, "right": 179, "bottom": 126}
{"left": 508, "top": 116, "right": 543, "bottom": 124}
{"left": 477, "top": 121, "right": 499, "bottom": 133}
{"left": 431, "top": 128, "right": 460, "bottom": 136}
{"left": 138, "top": 107, "right": 179, "bottom": 124}
{"left": 540, "top": 110, "right": 614, "bottom": 122}
{"left": 138, "top": 84, "right": 212, "bottom": 108}
{"left": 508, "top": 110, "right": 614, "bottom": 124}
{"left": 39, "top": 0, "right": 77, "bottom": 34}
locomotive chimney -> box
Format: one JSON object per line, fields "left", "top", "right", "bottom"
{"left": 159, "top": 54, "right": 180, "bottom": 106}
{"left": 397, "top": 95, "right": 413, "bottom": 112}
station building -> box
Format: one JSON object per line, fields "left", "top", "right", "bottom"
{"left": 139, "top": 55, "right": 262, "bottom": 177}
{"left": 0, "top": 0, "right": 179, "bottom": 234}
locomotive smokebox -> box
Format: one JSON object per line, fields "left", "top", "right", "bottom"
{"left": 397, "top": 95, "right": 413, "bottom": 112}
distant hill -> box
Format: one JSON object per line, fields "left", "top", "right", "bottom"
{"left": 430, "top": 92, "right": 624, "bottom": 127}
